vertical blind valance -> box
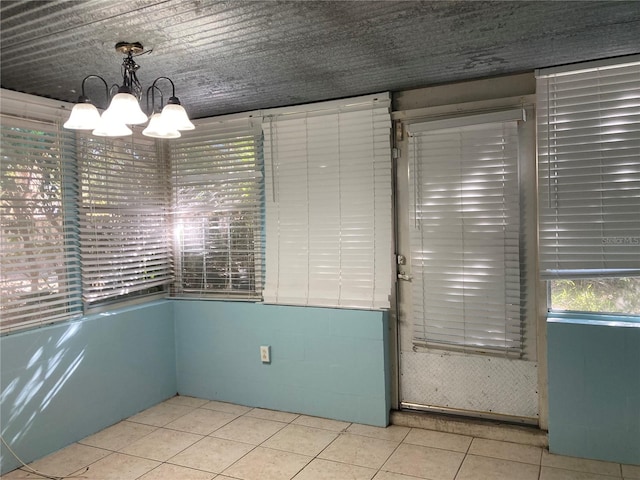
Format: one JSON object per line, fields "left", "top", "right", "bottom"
{"left": 169, "top": 116, "right": 264, "bottom": 297}
{"left": 408, "top": 118, "right": 523, "bottom": 353}
{"left": 536, "top": 59, "right": 640, "bottom": 279}
{"left": 78, "top": 133, "right": 172, "bottom": 305}
{"left": 263, "top": 94, "right": 393, "bottom": 309}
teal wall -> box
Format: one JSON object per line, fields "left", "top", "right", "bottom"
{"left": 174, "top": 300, "right": 390, "bottom": 427}
{"left": 4, "top": 299, "right": 639, "bottom": 473}
{"left": 0, "top": 301, "right": 177, "bottom": 474}
{"left": 547, "top": 316, "right": 640, "bottom": 465}
{"left": 1, "top": 299, "right": 391, "bottom": 475}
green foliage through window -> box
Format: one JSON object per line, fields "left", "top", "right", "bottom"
{"left": 550, "top": 278, "right": 640, "bottom": 315}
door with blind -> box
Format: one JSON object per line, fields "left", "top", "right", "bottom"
{"left": 396, "top": 109, "right": 540, "bottom": 423}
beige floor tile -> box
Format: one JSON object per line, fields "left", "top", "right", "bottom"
{"left": 2, "top": 466, "right": 83, "bottom": 479}
{"left": 71, "top": 452, "right": 159, "bottom": 479}
{"left": 319, "top": 433, "right": 399, "bottom": 469}
{"left": 164, "top": 408, "right": 239, "bottom": 435}
{"left": 263, "top": 424, "right": 338, "bottom": 456}
{"left": 456, "top": 454, "right": 539, "bottom": 480}
{"left": 293, "top": 458, "right": 376, "bottom": 480}
{"left": 120, "top": 428, "right": 203, "bottom": 461}
{"left": 293, "top": 414, "right": 351, "bottom": 432}
{"left": 169, "top": 436, "right": 254, "bottom": 473}
{"left": 138, "top": 462, "right": 216, "bottom": 479}
{"left": 222, "top": 446, "right": 311, "bottom": 480}
{"left": 623, "top": 463, "right": 640, "bottom": 479}
{"left": 382, "top": 443, "right": 464, "bottom": 480}
{"left": 540, "top": 466, "right": 622, "bottom": 480}
{"left": 245, "top": 407, "right": 300, "bottom": 423}
{"left": 23, "top": 443, "right": 110, "bottom": 478}
{"left": 201, "top": 400, "right": 254, "bottom": 415}
{"left": 347, "top": 423, "right": 410, "bottom": 442}
{"left": 211, "top": 415, "right": 287, "bottom": 445}
{"left": 373, "top": 472, "right": 429, "bottom": 480}
{"left": 404, "top": 428, "right": 472, "bottom": 453}
{"left": 543, "top": 451, "right": 622, "bottom": 476}
{"left": 164, "top": 395, "right": 210, "bottom": 408}
{"left": 468, "top": 438, "right": 542, "bottom": 465}
{"left": 79, "top": 420, "right": 157, "bottom": 451}
{"left": 128, "top": 402, "right": 195, "bottom": 427}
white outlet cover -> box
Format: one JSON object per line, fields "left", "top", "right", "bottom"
{"left": 260, "top": 345, "right": 270, "bottom": 363}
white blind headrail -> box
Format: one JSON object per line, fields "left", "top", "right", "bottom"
{"left": 537, "top": 59, "right": 640, "bottom": 279}
{"left": 263, "top": 93, "right": 393, "bottom": 309}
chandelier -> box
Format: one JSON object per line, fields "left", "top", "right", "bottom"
{"left": 63, "top": 42, "right": 194, "bottom": 139}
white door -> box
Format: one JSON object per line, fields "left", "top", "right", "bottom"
{"left": 395, "top": 107, "right": 540, "bottom": 423}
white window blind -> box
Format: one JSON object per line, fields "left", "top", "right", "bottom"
{"left": 537, "top": 58, "right": 640, "bottom": 279}
{"left": 1, "top": 111, "right": 82, "bottom": 332}
{"left": 78, "top": 133, "right": 172, "bottom": 306}
{"left": 170, "top": 115, "right": 263, "bottom": 298}
{"left": 408, "top": 115, "right": 524, "bottom": 353}
{"left": 263, "top": 94, "right": 393, "bottom": 309}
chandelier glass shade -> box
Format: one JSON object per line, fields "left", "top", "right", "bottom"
{"left": 103, "top": 92, "right": 149, "bottom": 125}
{"left": 63, "top": 102, "right": 102, "bottom": 130}
{"left": 142, "top": 113, "right": 180, "bottom": 139}
{"left": 64, "top": 42, "right": 194, "bottom": 139}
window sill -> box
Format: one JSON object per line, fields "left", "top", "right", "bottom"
{"left": 547, "top": 311, "right": 640, "bottom": 328}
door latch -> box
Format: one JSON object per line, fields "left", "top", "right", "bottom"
{"left": 397, "top": 272, "right": 412, "bottom": 281}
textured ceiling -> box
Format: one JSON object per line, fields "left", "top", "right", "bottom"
{"left": 1, "top": 0, "right": 639, "bottom": 119}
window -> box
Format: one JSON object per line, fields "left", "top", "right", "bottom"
{"left": 170, "top": 115, "right": 263, "bottom": 298}
{"left": 1, "top": 111, "right": 82, "bottom": 332}
{"left": 537, "top": 57, "right": 640, "bottom": 315}
{"left": 407, "top": 109, "right": 528, "bottom": 354}
{"left": 262, "top": 94, "right": 393, "bottom": 309}
{"left": 78, "top": 133, "right": 173, "bottom": 307}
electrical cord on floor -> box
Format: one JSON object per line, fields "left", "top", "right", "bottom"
{"left": 0, "top": 434, "right": 89, "bottom": 480}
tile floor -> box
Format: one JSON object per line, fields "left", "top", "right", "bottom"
{"left": 2, "top": 396, "right": 639, "bottom": 480}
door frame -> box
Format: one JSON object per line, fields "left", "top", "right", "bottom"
{"left": 389, "top": 78, "right": 548, "bottom": 428}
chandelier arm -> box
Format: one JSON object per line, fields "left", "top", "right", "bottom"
{"left": 151, "top": 76, "right": 176, "bottom": 99}
{"left": 79, "top": 75, "right": 110, "bottom": 109}
{"left": 145, "top": 85, "right": 165, "bottom": 114}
